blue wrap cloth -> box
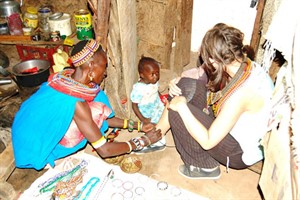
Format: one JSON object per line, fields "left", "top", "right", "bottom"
{"left": 12, "top": 82, "right": 114, "bottom": 170}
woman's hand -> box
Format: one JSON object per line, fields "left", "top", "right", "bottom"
{"left": 168, "top": 77, "right": 182, "bottom": 97}
{"left": 142, "top": 122, "right": 155, "bottom": 133}
{"left": 145, "top": 128, "right": 162, "bottom": 145}
{"left": 142, "top": 118, "right": 151, "bottom": 124}
{"left": 168, "top": 96, "right": 187, "bottom": 112}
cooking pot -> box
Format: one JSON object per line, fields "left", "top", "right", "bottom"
{"left": 12, "top": 59, "right": 50, "bottom": 87}
{"left": 0, "top": 0, "right": 21, "bottom": 18}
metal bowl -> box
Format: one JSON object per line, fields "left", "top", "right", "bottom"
{"left": 12, "top": 59, "right": 50, "bottom": 87}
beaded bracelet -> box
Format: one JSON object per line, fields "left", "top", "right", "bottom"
{"left": 157, "top": 181, "right": 168, "bottom": 191}
{"left": 131, "top": 137, "right": 143, "bottom": 151}
{"left": 140, "top": 122, "right": 143, "bottom": 131}
{"left": 137, "top": 137, "right": 145, "bottom": 148}
{"left": 125, "top": 141, "right": 132, "bottom": 153}
{"left": 137, "top": 121, "right": 141, "bottom": 132}
{"left": 91, "top": 136, "right": 106, "bottom": 149}
{"left": 128, "top": 119, "right": 134, "bottom": 132}
{"left": 123, "top": 119, "right": 128, "bottom": 129}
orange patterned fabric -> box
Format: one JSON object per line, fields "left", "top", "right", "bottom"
{"left": 207, "top": 58, "right": 252, "bottom": 116}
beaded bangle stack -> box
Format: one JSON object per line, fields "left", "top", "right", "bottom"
{"left": 137, "top": 121, "right": 141, "bottom": 132}
{"left": 91, "top": 136, "right": 106, "bottom": 149}
{"left": 123, "top": 119, "right": 142, "bottom": 132}
{"left": 131, "top": 137, "right": 146, "bottom": 151}
{"left": 123, "top": 119, "right": 128, "bottom": 129}
{"left": 128, "top": 119, "right": 134, "bottom": 132}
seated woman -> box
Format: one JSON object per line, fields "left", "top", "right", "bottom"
{"left": 150, "top": 24, "right": 274, "bottom": 179}
{"left": 12, "top": 39, "right": 161, "bottom": 170}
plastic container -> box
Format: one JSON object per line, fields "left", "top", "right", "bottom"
{"left": 7, "top": 12, "right": 23, "bottom": 35}
{"left": 22, "top": 27, "right": 32, "bottom": 35}
{"left": 48, "top": 13, "right": 72, "bottom": 37}
{"left": 16, "top": 44, "right": 60, "bottom": 66}
{"left": 23, "top": 7, "right": 38, "bottom": 29}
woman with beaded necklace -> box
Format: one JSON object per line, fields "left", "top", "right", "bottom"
{"left": 147, "top": 24, "right": 274, "bottom": 179}
{"left": 12, "top": 39, "right": 161, "bottom": 170}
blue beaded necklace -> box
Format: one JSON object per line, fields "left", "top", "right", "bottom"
{"left": 74, "top": 177, "right": 100, "bottom": 200}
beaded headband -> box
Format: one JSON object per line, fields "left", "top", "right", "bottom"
{"left": 71, "top": 39, "right": 101, "bottom": 67}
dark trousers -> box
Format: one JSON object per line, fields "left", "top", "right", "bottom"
{"left": 168, "top": 78, "right": 248, "bottom": 169}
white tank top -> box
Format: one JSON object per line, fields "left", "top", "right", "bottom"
{"left": 229, "top": 62, "right": 274, "bottom": 165}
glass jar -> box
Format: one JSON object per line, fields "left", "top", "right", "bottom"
{"left": 23, "top": 7, "right": 38, "bottom": 29}
{"left": 38, "top": 7, "right": 51, "bottom": 33}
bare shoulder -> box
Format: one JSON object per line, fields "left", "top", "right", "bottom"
{"left": 233, "top": 86, "right": 264, "bottom": 113}
{"left": 75, "top": 101, "right": 92, "bottom": 117}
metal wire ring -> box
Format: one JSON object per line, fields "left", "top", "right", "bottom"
{"left": 123, "top": 190, "right": 133, "bottom": 199}
{"left": 171, "top": 187, "right": 182, "bottom": 197}
{"left": 111, "top": 192, "right": 124, "bottom": 200}
{"left": 122, "top": 181, "right": 134, "bottom": 191}
{"left": 135, "top": 187, "right": 146, "bottom": 195}
{"left": 112, "top": 179, "right": 123, "bottom": 188}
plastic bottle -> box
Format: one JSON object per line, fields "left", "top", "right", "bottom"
{"left": 23, "top": 7, "right": 38, "bottom": 29}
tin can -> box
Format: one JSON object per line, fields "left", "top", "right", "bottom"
{"left": 74, "top": 9, "right": 93, "bottom": 40}
{"left": 50, "top": 31, "right": 60, "bottom": 42}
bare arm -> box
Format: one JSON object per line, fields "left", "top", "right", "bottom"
{"left": 132, "top": 102, "right": 151, "bottom": 124}
{"left": 73, "top": 101, "right": 101, "bottom": 143}
{"left": 151, "top": 102, "right": 171, "bottom": 136}
{"left": 73, "top": 101, "right": 159, "bottom": 158}
{"left": 107, "top": 116, "right": 154, "bottom": 133}
{"left": 168, "top": 88, "right": 251, "bottom": 150}
{"left": 73, "top": 102, "right": 134, "bottom": 157}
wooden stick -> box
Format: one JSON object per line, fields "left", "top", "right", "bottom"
{"left": 96, "top": 0, "right": 111, "bottom": 50}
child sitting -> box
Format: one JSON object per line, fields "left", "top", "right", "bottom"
{"left": 130, "top": 56, "right": 166, "bottom": 153}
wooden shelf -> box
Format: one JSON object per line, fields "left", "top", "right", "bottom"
{"left": 0, "top": 32, "right": 78, "bottom": 46}
{"left": 0, "top": 35, "right": 64, "bottom": 45}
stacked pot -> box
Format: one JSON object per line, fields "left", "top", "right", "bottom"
{"left": 0, "top": 0, "right": 22, "bottom": 35}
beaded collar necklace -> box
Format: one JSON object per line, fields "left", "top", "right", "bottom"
{"left": 207, "top": 58, "right": 252, "bottom": 116}
{"left": 48, "top": 69, "right": 100, "bottom": 101}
